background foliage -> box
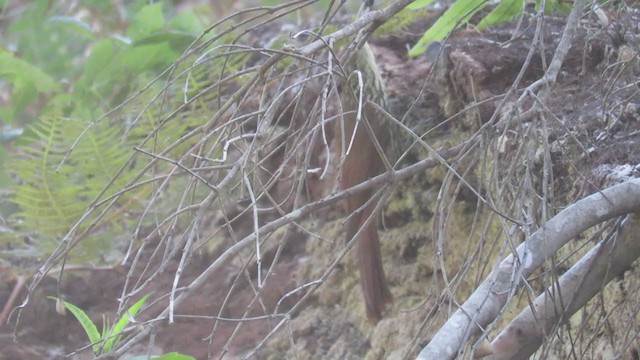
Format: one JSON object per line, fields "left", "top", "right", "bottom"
{"left": 0, "top": 0, "right": 211, "bottom": 260}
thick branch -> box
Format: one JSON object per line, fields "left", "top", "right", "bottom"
{"left": 487, "top": 213, "right": 640, "bottom": 359}
{"left": 417, "top": 178, "right": 640, "bottom": 359}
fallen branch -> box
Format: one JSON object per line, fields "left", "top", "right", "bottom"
{"left": 485, "top": 212, "right": 640, "bottom": 359}
{"left": 417, "top": 178, "right": 640, "bottom": 359}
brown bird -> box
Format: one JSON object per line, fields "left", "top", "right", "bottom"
{"left": 337, "top": 43, "right": 393, "bottom": 323}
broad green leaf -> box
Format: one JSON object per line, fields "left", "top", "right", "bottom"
{"left": 0, "top": 51, "right": 59, "bottom": 89}
{"left": 0, "top": 106, "right": 13, "bottom": 123}
{"left": 8, "top": 81, "right": 37, "bottom": 123}
{"left": 0, "top": 51, "right": 59, "bottom": 122}
{"left": 121, "top": 42, "right": 178, "bottom": 73}
{"left": 47, "top": 16, "right": 95, "bottom": 40}
{"left": 170, "top": 11, "right": 205, "bottom": 36}
{"left": 9, "top": 2, "right": 90, "bottom": 77}
{"left": 103, "top": 294, "right": 150, "bottom": 353}
{"left": 83, "top": 39, "right": 115, "bottom": 85}
{"left": 478, "top": 0, "right": 524, "bottom": 29}
{"left": 9, "top": 1, "right": 48, "bottom": 34}
{"left": 409, "top": 0, "right": 487, "bottom": 57}
{"left": 125, "top": 294, "right": 150, "bottom": 318}
{"left": 127, "top": 3, "right": 165, "bottom": 41}
{"left": 48, "top": 296, "right": 102, "bottom": 354}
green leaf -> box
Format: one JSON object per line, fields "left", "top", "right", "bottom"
{"left": 11, "top": 117, "right": 87, "bottom": 237}
{"left": 121, "top": 41, "right": 178, "bottom": 73}
{"left": 48, "top": 296, "right": 102, "bottom": 354}
{"left": 9, "top": 2, "right": 91, "bottom": 78}
{"left": 83, "top": 39, "right": 115, "bottom": 86}
{"left": 170, "top": 11, "right": 205, "bottom": 36}
{"left": 478, "top": 0, "right": 524, "bottom": 29}
{"left": 408, "top": 0, "right": 436, "bottom": 10}
{"left": 133, "top": 31, "right": 196, "bottom": 52}
{"left": 9, "top": 81, "right": 37, "bottom": 122}
{"left": 101, "top": 314, "right": 109, "bottom": 339}
{"left": 127, "top": 3, "right": 165, "bottom": 41}
{"left": 103, "top": 294, "right": 150, "bottom": 353}
{"left": 409, "top": 0, "right": 487, "bottom": 57}
{"left": 0, "top": 51, "right": 59, "bottom": 122}
{"left": 0, "top": 106, "right": 13, "bottom": 123}
{"left": 9, "top": 1, "right": 48, "bottom": 34}
{"left": 47, "top": 16, "right": 96, "bottom": 40}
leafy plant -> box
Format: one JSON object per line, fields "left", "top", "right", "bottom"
{"left": 408, "top": 0, "right": 573, "bottom": 56}
{"left": 48, "top": 294, "right": 193, "bottom": 358}
{"left": 6, "top": 112, "right": 136, "bottom": 259}
{"left": 50, "top": 294, "right": 149, "bottom": 354}
{"left": 1, "top": 1, "right": 210, "bottom": 262}
{"left": 0, "top": 51, "right": 59, "bottom": 124}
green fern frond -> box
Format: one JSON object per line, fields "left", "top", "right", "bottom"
{"left": 11, "top": 116, "right": 86, "bottom": 236}
{"left": 8, "top": 115, "right": 136, "bottom": 259}
{"left": 71, "top": 121, "right": 132, "bottom": 197}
